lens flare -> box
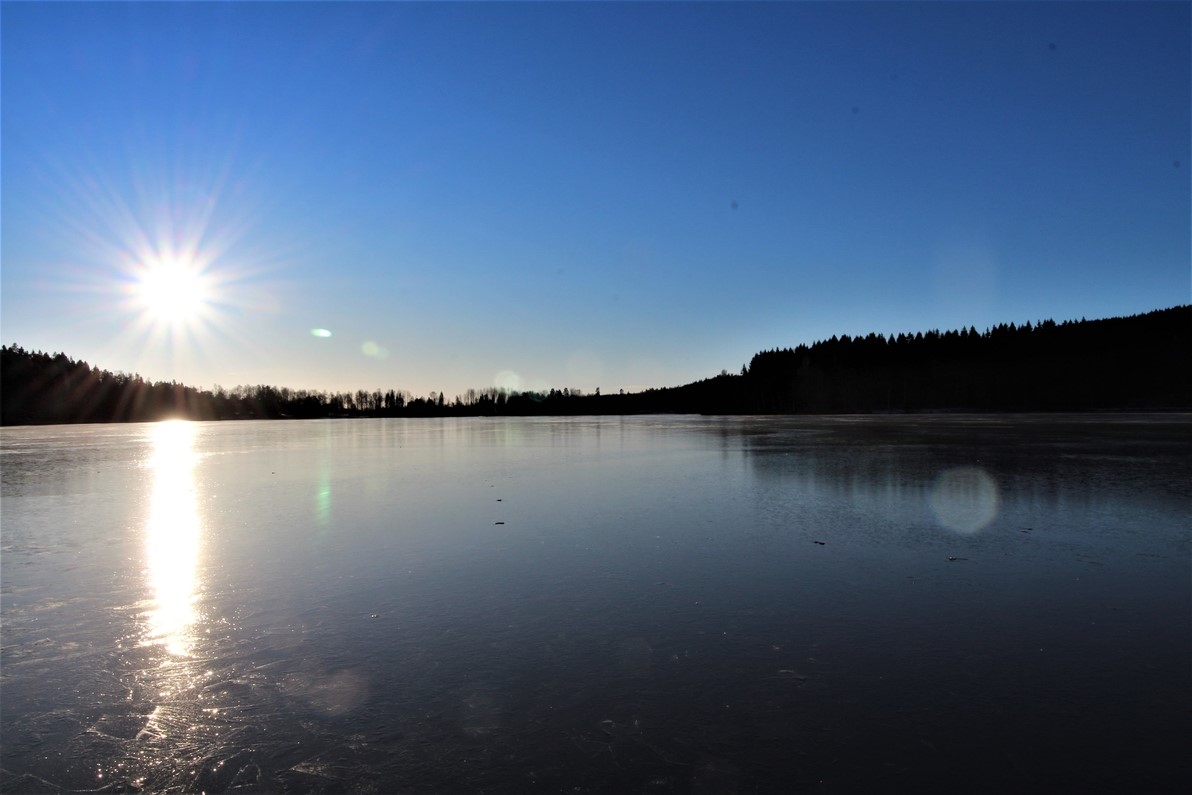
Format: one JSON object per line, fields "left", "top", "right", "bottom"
{"left": 494, "top": 370, "right": 522, "bottom": 391}
{"left": 361, "top": 341, "right": 389, "bottom": 359}
{"left": 929, "top": 466, "right": 999, "bottom": 535}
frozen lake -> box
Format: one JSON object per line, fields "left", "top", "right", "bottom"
{"left": 2, "top": 415, "right": 1189, "bottom": 793}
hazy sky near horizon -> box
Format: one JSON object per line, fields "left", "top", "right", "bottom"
{"left": 3, "top": 1, "right": 1189, "bottom": 399}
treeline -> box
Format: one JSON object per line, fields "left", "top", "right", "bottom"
{"left": 0, "top": 347, "right": 639, "bottom": 424}
{"left": 2, "top": 306, "right": 1188, "bottom": 425}
{"left": 733, "top": 305, "right": 1191, "bottom": 413}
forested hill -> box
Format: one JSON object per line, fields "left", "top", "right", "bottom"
{"left": 2, "top": 306, "right": 1189, "bottom": 425}
{"left": 726, "top": 305, "right": 1191, "bottom": 414}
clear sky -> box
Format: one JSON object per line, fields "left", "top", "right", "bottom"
{"left": 3, "top": 1, "right": 1189, "bottom": 399}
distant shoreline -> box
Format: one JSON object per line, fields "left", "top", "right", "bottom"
{"left": 4, "top": 306, "right": 1189, "bottom": 425}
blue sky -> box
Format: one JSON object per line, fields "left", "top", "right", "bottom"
{"left": 3, "top": 1, "right": 1188, "bottom": 399}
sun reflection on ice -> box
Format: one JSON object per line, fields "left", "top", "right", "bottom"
{"left": 145, "top": 420, "right": 203, "bottom": 656}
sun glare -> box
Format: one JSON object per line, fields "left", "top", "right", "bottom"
{"left": 134, "top": 255, "right": 210, "bottom": 325}
{"left": 145, "top": 420, "right": 202, "bottom": 656}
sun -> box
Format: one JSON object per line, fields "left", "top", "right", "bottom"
{"left": 134, "top": 255, "right": 210, "bottom": 325}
